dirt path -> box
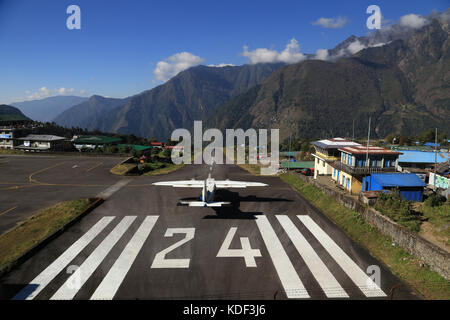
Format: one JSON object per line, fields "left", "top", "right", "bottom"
{"left": 419, "top": 221, "right": 450, "bottom": 253}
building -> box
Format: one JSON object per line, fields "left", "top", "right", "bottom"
{"left": 73, "top": 135, "right": 121, "bottom": 151}
{"left": 331, "top": 146, "right": 402, "bottom": 194}
{"left": 312, "top": 138, "right": 361, "bottom": 179}
{"left": 150, "top": 142, "right": 163, "bottom": 148}
{"left": 16, "top": 135, "right": 66, "bottom": 152}
{"left": 280, "top": 161, "right": 314, "bottom": 170}
{"left": 117, "top": 144, "right": 152, "bottom": 154}
{"left": 362, "top": 173, "right": 426, "bottom": 202}
{"left": 397, "top": 150, "right": 448, "bottom": 171}
{"left": 0, "top": 127, "right": 20, "bottom": 149}
{"left": 429, "top": 161, "right": 450, "bottom": 199}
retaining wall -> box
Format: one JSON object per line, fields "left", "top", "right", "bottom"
{"left": 308, "top": 176, "right": 450, "bottom": 280}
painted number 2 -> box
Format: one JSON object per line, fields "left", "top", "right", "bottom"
{"left": 217, "top": 227, "right": 261, "bottom": 267}
{"left": 151, "top": 228, "right": 195, "bottom": 268}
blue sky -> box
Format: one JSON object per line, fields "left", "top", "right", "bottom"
{"left": 0, "top": 0, "right": 448, "bottom": 104}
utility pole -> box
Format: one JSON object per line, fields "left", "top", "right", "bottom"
{"left": 352, "top": 119, "right": 355, "bottom": 141}
{"left": 366, "top": 117, "right": 371, "bottom": 167}
{"left": 434, "top": 128, "right": 437, "bottom": 188}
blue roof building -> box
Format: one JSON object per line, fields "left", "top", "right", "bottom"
{"left": 362, "top": 173, "right": 426, "bottom": 201}
{"left": 398, "top": 150, "right": 448, "bottom": 165}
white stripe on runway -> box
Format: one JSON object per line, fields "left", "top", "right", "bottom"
{"left": 13, "top": 217, "right": 115, "bottom": 300}
{"left": 90, "top": 216, "right": 158, "bottom": 300}
{"left": 276, "top": 216, "right": 348, "bottom": 298}
{"left": 97, "top": 180, "right": 130, "bottom": 199}
{"left": 297, "top": 216, "right": 386, "bottom": 297}
{"left": 255, "top": 216, "right": 309, "bottom": 299}
{"left": 51, "top": 216, "right": 136, "bottom": 300}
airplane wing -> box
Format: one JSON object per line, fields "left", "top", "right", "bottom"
{"left": 214, "top": 180, "right": 268, "bottom": 188}
{"left": 152, "top": 180, "right": 204, "bottom": 188}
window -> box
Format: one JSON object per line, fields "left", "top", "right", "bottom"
{"left": 322, "top": 160, "right": 325, "bottom": 167}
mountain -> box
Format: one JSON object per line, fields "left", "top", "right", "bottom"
{"left": 206, "top": 17, "right": 450, "bottom": 140}
{"left": 0, "top": 105, "right": 31, "bottom": 122}
{"left": 53, "top": 95, "right": 132, "bottom": 130}
{"left": 11, "top": 96, "right": 88, "bottom": 122}
{"left": 59, "top": 63, "right": 284, "bottom": 139}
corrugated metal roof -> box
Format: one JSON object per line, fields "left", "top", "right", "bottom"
{"left": 18, "top": 134, "right": 65, "bottom": 141}
{"left": 281, "top": 161, "right": 314, "bottom": 169}
{"left": 339, "top": 145, "right": 402, "bottom": 155}
{"left": 398, "top": 150, "right": 448, "bottom": 164}
{"left": 313, "top": 138, "right": 360, "bottom": 149}
{"left": 371, "top": 173, "right": 426, "bottom": 187}
{"left": 74, "top": 135, "right": 121, "bottom": 144}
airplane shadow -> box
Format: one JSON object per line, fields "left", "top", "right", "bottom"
{"left": 180, "top": 189, "right": 293, "bottom": 220}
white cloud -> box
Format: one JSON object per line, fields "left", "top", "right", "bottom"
{"left": 153, "top": 52, "right": 204, "bottom": 82}
{"left": 314, "top": 49, "right": 329, "bottom": 61}
{"left": 242, "top": 38, "right": 306, "bottom": 64}
{"left": 207, "top": 63, "right": 235, "bottom": 67}
{"left": 312, "top": 16, "right": 348, "bottom": 29}
{"left": 399, "top": 14, "right": 428, "bottom": 29}
{"left": 22, "top": 87, "right": 87, "bottom": 101}
{"left": 347, "top": 40, "right": 366, "bottom": 54}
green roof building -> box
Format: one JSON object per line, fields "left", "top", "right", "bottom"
{"left": 73, "top": 135, "right": 121, "bottom": 150}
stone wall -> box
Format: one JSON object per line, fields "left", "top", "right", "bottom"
{"left": 309, "top": 177, "right": 450, "bottom": 280}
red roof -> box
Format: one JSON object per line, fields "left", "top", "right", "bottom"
{"left": 150, "top": 142, "right": 163, "bottom": 146}
{"left": 338, "top": 145, "right": 402, "bottom": 155}
{"left": 163, "top": 145, "right": 184, "bottom": 149}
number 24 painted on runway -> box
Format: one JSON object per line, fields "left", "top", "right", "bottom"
{"left": 150, "top": 227, "right": 261, "bottom": 269}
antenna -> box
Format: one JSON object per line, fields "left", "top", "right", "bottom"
{"left": 366, "top": 117, "right": 371, "bottom": 167}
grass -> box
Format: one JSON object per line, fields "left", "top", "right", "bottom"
{"left": 110, "top": 163, "right": 137, "bottom": 175}
{"left": 238, "top": 163, "right": 263, "bottom": 176}
{"left": 0, "top": 198, "right": 96, "bottom": 273}
{"left": 142, "top": 162, "right": 184, "bottom": 176}
{"left": 280, "top": 173, "right": 450, "bottom": 300}
{"left": 0, "top": 149, "right": 25, "bottom": 155}
{"left": 418, "top": 200, "right": 450, "bottom": 247}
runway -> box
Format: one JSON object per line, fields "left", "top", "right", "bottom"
{"left": 0, "top": 155, "right": 420, "bottom": 299}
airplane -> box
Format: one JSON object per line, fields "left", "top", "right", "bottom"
{"left": 152, "top": 173, "right": 268, "bottom": 207}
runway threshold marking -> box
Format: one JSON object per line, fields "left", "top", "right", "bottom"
{"left": 297, "top": 216, "right": 386, "bottom": 297}
{"left": 13, "top": 217, "right": 115, "bottom": 300}
{"left": 87, "top": 162, "right": 103, "bottom": 172}
{"left": 276, "top": 215, "right": 349, "bottom": 298}
{"left": 255, "top": 215, "right": 310, "bottom": 299}
{"left": 51, "top": 216, "right": 136, "bottom": 300}
{"left": 91, "top": 216, "right": 158, "bottom": 300}
{"left": 0, "top": 206, "right": 17, "bottom": 217}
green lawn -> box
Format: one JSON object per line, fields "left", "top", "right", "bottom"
{"left": 280, "top": 173, "right": 450, "bottom": 300}
{"left": 142, "top": 162, "right": 184, "bottom": 176}
{"left": 0, "top": 198, "right": 96, "bottom": 274}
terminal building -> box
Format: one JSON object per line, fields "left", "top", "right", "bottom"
{"left": 16, "top": 134, "right": 66, "bottom": 152}
{"left": 312, "top": 138, "right": 361, "bottom": 179}
{"left": 330, "top": 146, "right": 402, "bottom": 194}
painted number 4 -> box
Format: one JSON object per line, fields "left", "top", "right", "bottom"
{"left": 217, "top": 227, "right": 261, "bottom": 267}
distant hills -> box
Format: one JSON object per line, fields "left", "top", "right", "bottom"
{"left": 11, "top": 10, "right": 450, "bottom": 141}
{"left": 11, "top": 96, "right": 88, "bottom": 122}
{"left": 54, "top": 63, "right": 285, "bottom": 139}
{"left": 207, "top": 17, "right": 450, "bottom": 140}
{"left": 53, "top": 95, "right": 132, "bottom": 130}
{"left": 0, "top": 105, "right": 31, "bottom": 122}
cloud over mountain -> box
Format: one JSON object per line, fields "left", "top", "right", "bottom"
{"left": 154, "top": 52, "right": 205, "bottom": 82}
{"left": 242, "top": 38, "right": 306, "bottom": 64}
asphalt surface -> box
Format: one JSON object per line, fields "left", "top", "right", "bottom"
{"left": 0, "top": 154, "right": 125, "bottom": 235}
{"left": 0, "top": 154, "right": 420, "bottom": 300}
